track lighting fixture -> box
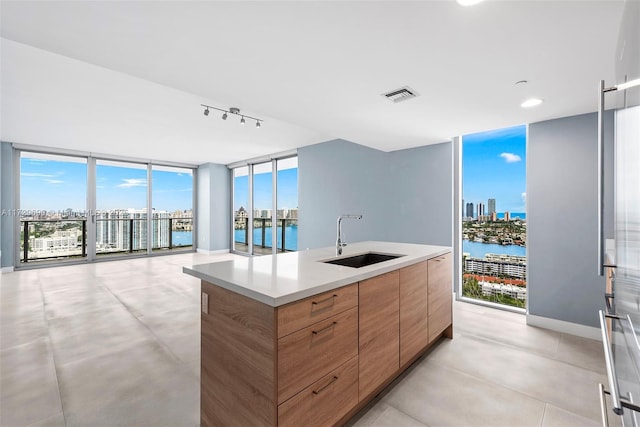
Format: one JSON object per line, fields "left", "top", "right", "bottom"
{"left": 200, "top": 104, "right": 263, "bottom": 128}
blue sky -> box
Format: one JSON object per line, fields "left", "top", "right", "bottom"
{"left": 20, "top": 156, "right": 193, "bottom": 212}
{"left": 234, "top": 168, "right": 298, "bottom": 211}
{"left": 462, "top": 125, "right": 526, "bottom": 213}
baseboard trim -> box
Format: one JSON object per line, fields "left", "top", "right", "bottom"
{"left": 1, "top": 266, "right": 15, "bottom": 273}
{"left": 526, "top": 314, "right": 601, "bottom": 341}
{"left": 196, "top": 248, "right": 230, "bottom": 256}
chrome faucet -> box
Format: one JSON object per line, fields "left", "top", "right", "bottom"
{"left": 336, "top": 214, "right": 363, "bottom": 255}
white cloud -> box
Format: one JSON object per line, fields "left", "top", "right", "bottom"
{"left": 499, "top": 152, "right": 522, "bottom": 163}
{"left": 117, "top": 178, "right": 147, "bottom": 188}
{"left": 45, "top": 179, "right": 64, "bottom": 184}
{"left": 521, "top": 192, "right": 526, "bottom": 203}
{"left": 20, "top": 172, "right": 56, "bottom": 178}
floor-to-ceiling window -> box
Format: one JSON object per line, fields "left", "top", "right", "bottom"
{"left": 232, "top": 166, "right": 250, "bottom": 254}
{"left": 276, "top": 157, "right": 298, "bottom": 253}
{"left": 151, "top": 165, "right": 193, "bottom": 252}
{"left": 231, "top": 154, "right": 298, "bottom": 256}
{"left": 16, "top": 148, "right": 196, "bottom": 266}
{"left": 96, "top": 160, "right": 148, "bottom": 257}
{"left": 461, "top": 125, "right": 527, "bottom": 310}
{"left": 19, "top": 152, "right": 88, "bottom": 264}
{"left": 252, "top": 162, "right": 273, "bottom": 255}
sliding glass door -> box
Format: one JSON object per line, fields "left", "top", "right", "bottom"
{"left": 95, "top": 160, "right": 148, "bottom": 257}
{"left": 231, "top": 155, "right": 298, "bottom": 256}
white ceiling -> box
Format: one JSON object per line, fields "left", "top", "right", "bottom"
{"left": 0, "top": 0, "right": 625, "bottom": 165}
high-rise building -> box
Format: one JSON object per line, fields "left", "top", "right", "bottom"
{"left": 465, "top": 202, "right": 474, "bottom": 218}
{"left": 504, "top": 211, "right": 511, "bottom": 221}
{"left": 488, "top": 198, "right": 496, "bottom": 215}
{"left": 476, "top": 202, "right": 485, "bottom": 218}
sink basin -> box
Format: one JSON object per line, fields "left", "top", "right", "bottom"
{"left": 322, "top": 252, "right": 405, "bottom": 268}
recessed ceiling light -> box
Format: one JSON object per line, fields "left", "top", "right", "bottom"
{"left": 457, "top": 0, "right": 485, "bottom": 6}
{"left": 521, "top": 98, "right": 543, "bottom": 108}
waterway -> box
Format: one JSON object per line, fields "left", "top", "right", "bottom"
{"left": 462, "top": 240, "right": 526, "bottom": 259}
{"left": 234, "top": 225, "right": 298, "bottom": 251}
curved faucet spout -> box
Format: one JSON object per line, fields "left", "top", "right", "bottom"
{"left": 336, "top": 214, "right": 363, "bottom": 256}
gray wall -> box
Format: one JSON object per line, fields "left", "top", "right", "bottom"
{"left": 196, "top": 163, "right": 230, "bottom": 252}
{"left": 1, "top": 141, "right": 15, "bottom": 268}
{"left": 528, "top": 111, "right": 614, "bottom": 327}
{"left": 298, "top": 139, "right": 389, "bottom": 250}
{"left": 298, "top": 138, "right": 453, "bottom": 251}
{"left": 387, "top": 143, "right": 453, "bottom": 246}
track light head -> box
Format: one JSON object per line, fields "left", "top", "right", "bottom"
{"left": 204, "top": 107, "right": 209, "bottom": 116}
{"left": 222, "top": 112, "right": 227, "bottom": 120}
{"left": 240, "top": 116, "right": 246, "bottom": 125}
{"left": 256, "top": 120, "right": 261, "bottom": 128}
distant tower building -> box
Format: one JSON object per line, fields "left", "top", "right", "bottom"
{"left": 488, "top": 199, "right": 496, "bottom": 215}
{"left": 465, "top": 203, "right": 474, "bottom": 218}
{"left": 476, "top": 203, "right": 485, "bottom": 218}
{"left": 504, "top": 211, "right": 511, "bottom": 221}
{"left": 490, "top": 212, "right": 497, "bottom": 222}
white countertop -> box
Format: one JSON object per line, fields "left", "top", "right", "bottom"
{"left": 183, "top": 241, "right": 451, "bottom": 307}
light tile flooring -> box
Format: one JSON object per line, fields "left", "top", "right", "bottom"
{"left": 0, "top": 252, "right": 618, "bottom": 426}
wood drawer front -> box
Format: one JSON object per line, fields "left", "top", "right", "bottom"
{"left": 277, "top": 283, "right": 358, "bottom": 338}
{"left": 278, "top": 357, "right": 358, "bottom": 427}
{"left": 277, "top": 307, "right": 358, "bottom": 404}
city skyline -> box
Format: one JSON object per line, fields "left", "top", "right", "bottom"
{"left": 462, "top": 125, "right": 526, "bottom": 213}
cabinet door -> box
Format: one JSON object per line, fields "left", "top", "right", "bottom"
{"left": 399, "top": 261, "right": 429, "bottom": 367}
{"left": 358, "top": 270, "right": 399, "bottom": 400}
{"left": 428, "top": 253, "right": 453, "bottom": 343}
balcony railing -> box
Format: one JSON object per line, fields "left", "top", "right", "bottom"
{"left": 234, "top": 217, "right": 297, "bottom": 253}
{"left": 20, "top": 217, "right": 193, "bottom": 263}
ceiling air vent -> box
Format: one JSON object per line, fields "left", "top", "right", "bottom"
{"left": 382, "top": 86, "right": 419, "bottom": 103}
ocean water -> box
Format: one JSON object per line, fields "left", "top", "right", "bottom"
{"left": 234, "top": 225, "right": 298, "bottom": 251}
{"left": 172, "top": 231, "right": 193, "bottom": 246}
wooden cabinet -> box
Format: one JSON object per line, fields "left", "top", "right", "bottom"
{"left": 358, "top": 270, "right": 399, "bottom": 400}
{"left": 399, "top": 261, "right": 429, "bottom": 367}
{"left": 200, "top": 251, "right": 452, "bottom": 426}
{"left": 428, "top": 253, "right": 453, "bottom": 343}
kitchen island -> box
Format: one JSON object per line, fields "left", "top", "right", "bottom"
{"left": 183, "top": 241, "right": 452, "bottom": 427}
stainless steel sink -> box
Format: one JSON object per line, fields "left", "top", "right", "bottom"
{"left": 322, "top": 252, "right": 404, "bottom": 268}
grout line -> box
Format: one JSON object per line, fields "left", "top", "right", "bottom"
{"left": 39, "top": 278, "right": 69, "bottom": 427}
{"left": 540, "top": 403, "right": 548, "bottom": 427}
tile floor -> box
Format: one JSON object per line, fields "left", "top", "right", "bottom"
{"left": 0, "top": 252, "right": 618, "bottom": 426}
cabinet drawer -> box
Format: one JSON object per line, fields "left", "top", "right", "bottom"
{"left": 277, "top": 283, "right": 358, "bottom": 338}
{"left": 428, "top": 291, "right": 452, "bottom": 342}
{"left": 278, "top": 307, "right": 358, "bottom": 404}
{"left": 278, "top": 356, "right": 358, "bottom": 427}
